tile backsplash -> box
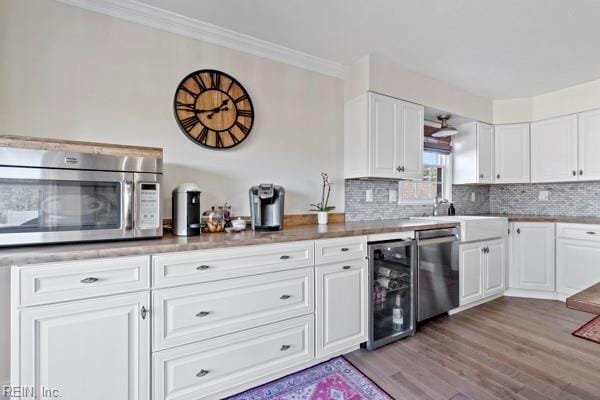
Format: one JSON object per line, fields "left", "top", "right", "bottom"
{"left": 345, "top": 179, "right": 600, "bottom": 221}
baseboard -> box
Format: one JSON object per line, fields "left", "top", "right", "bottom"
{"left": 449, "top": 293, "right": 504, "bottom": 315}
{"left": 504, "top": 288, "right": 565, "bottom": 301}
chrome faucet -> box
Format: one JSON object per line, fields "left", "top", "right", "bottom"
{"left": 433, "top": 198, "right": 448, "bottom": 216}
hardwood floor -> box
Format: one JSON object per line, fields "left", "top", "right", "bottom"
{"left": 346, "top": 297, "right": 600, "bottom": 400}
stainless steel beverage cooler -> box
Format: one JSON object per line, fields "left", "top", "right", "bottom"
{"left": 366, "top": 238, "right": 417, "bottom": 350}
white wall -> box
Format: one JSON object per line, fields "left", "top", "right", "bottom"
{"left": 0, "top": 0, "right": 345, "bottom": 218}
{"left": 346, "top": 54, "right": 494, "bottom": 124}
{"left": 494, "top": 77, "right": 600, "bottom": 123}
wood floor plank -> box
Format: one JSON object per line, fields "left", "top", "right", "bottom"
{"left": 347, "top": 297, "right": 600, "bottom": 400}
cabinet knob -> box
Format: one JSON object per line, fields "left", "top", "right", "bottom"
{"left": 479, "top": 174, "right": 484, "bottom": 179}
{"left": 196, "top": 369, "right": 210, "bottom": 378}
{"left": 497, "top": 174, "right": 501, "bottom": 179}
{"left": 141, "top": 306, "right": 148, "bottom": 320}
{"left": 580, "top": 170, "right": 584, "bottom": 176}
{"left": 280, "top": 345, "right": 291, "bottom": 351}
{"left": 340, "top": 247, "right": 349, "bottom": 252}
{"left": 343, "top": 265, "right": 351, "bottom": 270}
{"left": 80, "top": 277, "right": 99, "bottom": 284}
{"left": 396, "top": 166, "right": 405, "bottom": 173}
{"left": 572, "top": 170, "right": 577, "bottom": 176}
{"left": 280, "top": 255, "right": 290, "bottom": 260}
{"left": 517, "top": 228, "right": 521, "bottom": 234}
{"left": 196, "top": 265, "right": 210, "bottom": 270}
{"left": 196, "top": 311, "right": 210, "bottom": 317}
{"left": 280, "top": 294, "right": 291, "bottom": 300}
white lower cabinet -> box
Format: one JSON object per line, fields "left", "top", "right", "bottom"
{"left": 556, "top": 224, "right": 600, "bottom": 296}
{"left": 459, "top": 238, "right": 505, "bottom": 307}
{"left": 153, "top": 315, "right": 314, "bottom": 400}
{"left": 510, "top": 223, "right": 555, "bottom": 292}
{"left": 13, "top": 292, "right": 150, "bottom": 400}
{"left": 315, "top": 260, "right": 368, "bottom": 358}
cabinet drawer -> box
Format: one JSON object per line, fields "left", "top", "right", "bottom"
{"left": 153, "top": 268, "right": 314, "bottom": 350}
{"left": 152, "top": 241, "right": 314, "bottom": 288}
{"left": 314, "top": 236, "right": 367, "bottom": 265}
{"left": 15, "top": 256, "right": 150, "bottom": 306}
{"left": 557, "top": 223, "right": 600, "bottom": 241}
{"left": 153, "top": 315, "right": 314, "bottom": 400}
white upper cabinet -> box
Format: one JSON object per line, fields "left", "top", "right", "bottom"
{"left": 453, "top": 122, "right": 494, "bottom": 184}
{"left": 494, "top": 124, "right": 530, "bottom": 183}
{"left": 530, "top": 115, "right": 578, "bottom": 182}
{"left": 578, "top": 109, "right": 600, "bottom": 181}
{"left": 344, "top": 92, "right": 424, "bottom": 179}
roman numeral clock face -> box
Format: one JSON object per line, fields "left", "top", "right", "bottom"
{"left": 174, "top": 70, "right": 254, "bottom": 149}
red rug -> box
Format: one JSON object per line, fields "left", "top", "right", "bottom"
{"left": 572, "top": 316, "right": 600, "bottom": 344}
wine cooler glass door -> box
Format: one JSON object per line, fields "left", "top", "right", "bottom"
{"left": 367, "top": 239, "right": 416, "bottom": 350}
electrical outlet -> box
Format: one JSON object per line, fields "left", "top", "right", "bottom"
{"left": 388, "top": 189, "right": 397, "bottom": 203}
{"left": 538, "top": 190, "right": 549, "bottom": 201}
{"left": 471, "top": 192, "right": 476, "bottom": 202}
{"left": 365, "top": 189, "right": 373, "bottom": 202}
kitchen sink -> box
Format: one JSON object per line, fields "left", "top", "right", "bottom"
{"left": 411, "top": 215, "right": 509, "bottom": 242}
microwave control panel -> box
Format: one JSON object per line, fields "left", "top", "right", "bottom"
{"left": 138, "top": 183, "right": 160, "bottom": 230}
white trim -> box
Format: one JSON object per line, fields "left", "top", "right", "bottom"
{"left": 503, "top": 288, "right": 564, "bottom": 301}
{"left": 54, "top": 0, "right": 348, "bottom": 79}
{"left": 448, "top": 293, "right": 504, "bottom": 315}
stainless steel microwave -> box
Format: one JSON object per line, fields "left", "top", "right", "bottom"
{"left": 0, "top": 142, "right": 163, "bottom": 247}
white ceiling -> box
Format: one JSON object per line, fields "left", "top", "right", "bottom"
{"left": 136, "top": 0, "right": 600, "bottom": 100}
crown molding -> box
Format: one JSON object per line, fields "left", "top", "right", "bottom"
{"left": 55, "top": 0, "right": 347, "bottom": 79}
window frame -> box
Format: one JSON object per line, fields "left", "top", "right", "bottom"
{"left": 397, "top": 152, "right": 453, "bottom": 205}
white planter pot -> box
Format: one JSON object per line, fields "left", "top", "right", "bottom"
{"left": 317, "top": 211, "right": 329, "bottom": 225}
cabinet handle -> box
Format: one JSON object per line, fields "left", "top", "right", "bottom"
{"left": 396, "top": 166, "right": 405, "bottom": 173}
{"left": 280, "top": 255, "right": 290, "bottom": 260}
{"left": 196, "top": 369, "right": 210, "bottom": 378}
{"left": 580, "top": 170, "right": 584, "bottom": 176}
{"left": 280, "top": 294, "right": 291, "bottom": 300}
{"left": 80, "top": 277, "right": 99, "bottom": 284}
{"left": 497, "top": 174, "right": 500, "bottom": 179}
{"left": 280, "top": 345, "right": 291, "bottom": 351}
{"left": 572, "top": 170, "right": 577, "bottom": 176}
{"left": 343, "top": 265, "right": 351, "bottom": 270}
{"left": 479, "top": 173, "right": 484, "bottom": 179}
{"left": 517, "top": 228, "right": 521, "bottom": 234}
{"left": 196, "top": 311, "right": 210, "bottom": 317}
{"left": 586, "top": 231, "right": 597, "bottom": 235}
{"left": 141, "top": 306, "right": 148, "bottom": 320}
{"left": 340, "top": 247, "right": 349, "bottom": 252}
{"left": 196, "top": 265, "right": 210, "bottom": 270}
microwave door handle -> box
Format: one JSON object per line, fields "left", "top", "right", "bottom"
{"left": 123, "top": 181, "right": 134, "bottom": 231}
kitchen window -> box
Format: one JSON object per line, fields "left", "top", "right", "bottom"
{"left": 398, "top": 151, "right": 452, "bottom": 204}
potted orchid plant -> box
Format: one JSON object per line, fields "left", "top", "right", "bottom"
{"left": 310, "top": 172, "right": 335, "bottom": 225}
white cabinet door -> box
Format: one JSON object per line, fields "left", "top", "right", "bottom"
{"left": 14, "top": 292, "right": 150, "bottom": 400}
{"left": 556, "top": 238, "right": 600, "bottom": 296}
{"left": 531, "top": 115, "right": 578, "bottom": 182}
{"left": 477, "top": 123, "right": 495, "bottom": 184}
{"left": 495, "top": 124, "right": 530, "bottom": 183}
{"left": 316, "top": 260, "right": 367, "bottom": 358}
{"left": 370, "top": 92, "right": 400, "bottom": 178}
{"left": 578, "top": 109, "right": 600, "bottom": 181}
{"left": 484, "top": 239, "right": 505, "bottom": 297}
{"left": 459, "top": 242, "right": 484, "bottom": 305}
{"left": 399, "top": 102, "right": 424, "bottom": 179}
{"left": 511, "top": 223, "right": 555, "bottom": 291}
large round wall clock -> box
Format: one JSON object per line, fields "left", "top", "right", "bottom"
{"left": 173, "top": 69, "right": 254, "bottom": 149}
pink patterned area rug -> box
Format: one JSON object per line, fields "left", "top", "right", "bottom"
{"left": 227, "top": 356, "right": 393, "bottom": 400}
{"left": 572, "top": 315, "right": 600, "bottom": 344}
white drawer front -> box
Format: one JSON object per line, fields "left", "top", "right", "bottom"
{"left": 16, "top": 256, "right": 150, "bottom": 306}
{"left": 314, "top": 236, "right": 367, "bottom": 265}
{"left": 152, "top": 241, "right": 314, "bottom": 288}
{"left": 153, "top": 268, "right": 314, "bottom": 350}
{"left": 557, "top": 223, "right": 600, "bottom": 242}
{"left": 153, "top": 315, "right": 314, "bottom": 400}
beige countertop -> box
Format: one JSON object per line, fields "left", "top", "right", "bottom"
{"left": 486, "top": 214, "right": 600, "bottom": 224}
{"left": 0, "top": 219, "right": 458, "bottom": 266}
